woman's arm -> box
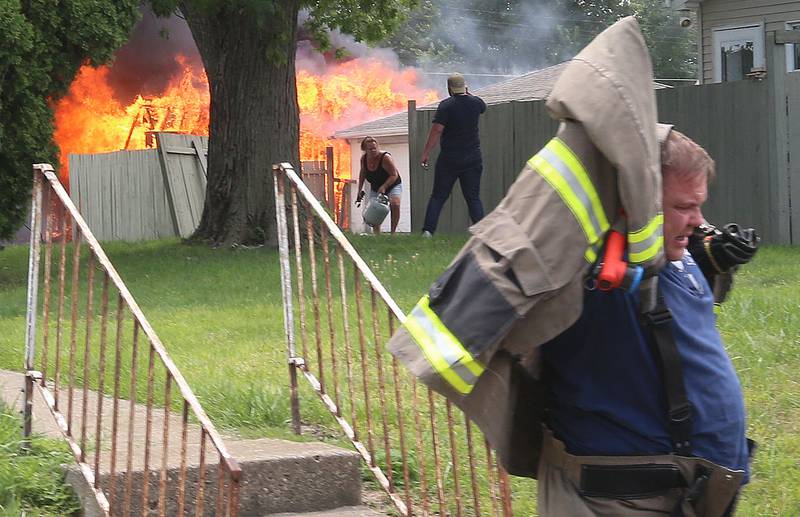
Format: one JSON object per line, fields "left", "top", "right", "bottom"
{"left": 357, "top": 155, "right": 366, "bottom": 192}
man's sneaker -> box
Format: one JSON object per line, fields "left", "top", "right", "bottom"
{"left": 422, "top": 230, "right": 433, "bottom": 238}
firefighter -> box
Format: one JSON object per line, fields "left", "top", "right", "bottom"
{"left": 537, "top": 128, "right": 757, "bottom": 516}
{"left": 388, "top": 16, "right": 757, "bottom": 517}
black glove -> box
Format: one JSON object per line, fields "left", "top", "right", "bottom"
{"left": 688, "top": 222, "right": 759, "bottom": 278}
{"left": 355, "top": 190, "right": 365, "bottom": 207}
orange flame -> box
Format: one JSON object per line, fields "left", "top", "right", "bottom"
{"left": 53, "top": 56, "right": 210, "bottom": 182}
{"left": 297, "top": 58, "right": 438, "bottom": 178}
{"left": 53, "top": 54, "right": 438, "bottom": 183}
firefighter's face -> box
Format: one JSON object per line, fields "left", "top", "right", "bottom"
{"left": 662, "top": 172, "right": 707, "bottom": 261}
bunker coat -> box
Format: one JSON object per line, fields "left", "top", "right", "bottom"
{"left": 388, "top": 16, "right": 667, "bottom": 477}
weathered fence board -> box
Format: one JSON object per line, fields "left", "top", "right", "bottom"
{"left": 68, "top": 135, "right": 346, "bottom": 241}
{"left": 409, "top": 102, "right": 557, "bottom": 234}
{"left": 156, "top": 132, "right": 208, "bottom": 238}
{"left": 70, "top": 150, "right": 174, "bottom": 242}
{"left": 657, "top": 80, "right": 775, "bottom": 242}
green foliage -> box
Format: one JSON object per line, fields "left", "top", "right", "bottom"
{"left": 0, "top": 0, "right": 140, "bottom": 240}
{"left": 380, "top": 0, "right": 456, "bottom": 68}
{"left": 150, "top": 0, "right": 419, "bottom": 59}
{"left": 0, "top": 404, "right": 81, "bottom": 515}
{"left": 630, "top": 0, "right": 697, "bottom": 79}
{"left": 303, "top": 0, "right": 419, "bottom": 51}
{"left": 559, "top": 0, "right": 697, "bottom": 79}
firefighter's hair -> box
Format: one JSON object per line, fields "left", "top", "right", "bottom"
{"left": 661, "top": 130, "right": 716, "bottom": 182}
{"left": 360, "top": 136, "right": 378, "bottom": 151}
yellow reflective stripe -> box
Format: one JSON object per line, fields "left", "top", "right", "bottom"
{"left": 416, "top": 297, "right": 485, "bottom": 378}
{"left": 629, "top": 236, "right": 663, "bottom": 264}
{"left": 403, "top": 295, "right": 485, "bottom": 394}
{"left": 629, "top": 213, "right": 663, "bottom": 243}
{"left": 628, "top": 214, "right": 664, "bottom": 263}
{"left": 404, "top": 315, "right": 472, "bottom": 394}
{"left": 529, "top": 138, "right": 609, "bottom": 263}
{"left": 548, "top": 138, "right": 610, "bottom": 233}
{"left": 584, "top": 246, "right": 598, "bottom": 264}
{"left": 530, "top": 154, "right": 599, "bottom": 244}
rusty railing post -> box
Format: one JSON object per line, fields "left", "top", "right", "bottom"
{"left": 274, "top": 164, "right": 301, "bottom": 434}
{"left": 23, "top": 164, "right": 47, "bottom": 446}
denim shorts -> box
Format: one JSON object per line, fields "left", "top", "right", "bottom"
{"left": 368, "top": 183, "right": 402, "bottom": 200}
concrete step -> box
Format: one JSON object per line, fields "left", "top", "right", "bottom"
{"left": 270, "top": 506, "right": 387, "bottom": 516}
{"left": 66, "top": 437, "right": 364, "bottom": 516}
{"left": 1, "top": 370, "right": 371, "bottom": 516}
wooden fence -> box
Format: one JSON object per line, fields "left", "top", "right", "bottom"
{"left": 69, "top": 136, "right": 348, "bottom": 241}
{"left": 69, "top": 133, "right": 208, "bottom": 241}
{"left": 69, "top": 149, "right": 175, "bottom": 242}
{"left": 409, "top": 77, "right": 797, "bottom": 244}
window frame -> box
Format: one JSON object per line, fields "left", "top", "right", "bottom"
{"left": 785, "top": 20, "right": 800, "bottom": 72}
{"left": 711, "top": 23, "right": 765, "bottom": 83}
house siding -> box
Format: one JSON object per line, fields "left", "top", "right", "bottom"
{"left": 701, "top": 0, "right": 800, "bottom": 82}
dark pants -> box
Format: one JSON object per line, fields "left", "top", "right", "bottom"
{"left": 422, "top": 159, "right": 484, "bottom": 233}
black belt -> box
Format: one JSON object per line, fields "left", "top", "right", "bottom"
{"left": 579, "top": 463, "right": 715, "bottom": 517}
{"left": 579, "top": 463, "right": 687, "bottom": 499}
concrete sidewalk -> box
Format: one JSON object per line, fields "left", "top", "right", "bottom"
{"left": 1, "top": 369, "right": 386, "bottom": 516}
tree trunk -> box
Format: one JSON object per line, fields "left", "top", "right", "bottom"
{"left": 180, "top": 1, "right": 300, "bottom": 247}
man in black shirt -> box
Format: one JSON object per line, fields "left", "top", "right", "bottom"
{"left": 420, "top": 73, "right": 487, "bottom": 236}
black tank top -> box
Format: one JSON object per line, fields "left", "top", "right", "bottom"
{"left": 363, "top": 152, "right": 401, "bottom": 192}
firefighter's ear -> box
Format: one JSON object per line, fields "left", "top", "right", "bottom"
{"left": 656, "top": 123, "right": 673, "bottom": 146}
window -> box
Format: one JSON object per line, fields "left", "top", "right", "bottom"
{"left": 786, "top": 21, "right": 800, "bottom": 72}
{"left": 712, "top": 25, "right": 765, "bottom": 82}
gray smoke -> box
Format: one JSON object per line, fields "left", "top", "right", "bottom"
{"left": 428, "top": 2, "right": 570, "bottom": 88}
{"left": 106, "top": 6, "right": 202, "bottom": 104}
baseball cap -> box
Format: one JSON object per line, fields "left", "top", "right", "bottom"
{"left": 447, "top": 73, "right": 466, "bottom": 94}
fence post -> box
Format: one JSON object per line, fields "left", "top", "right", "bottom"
{"left": 325, "top": 146, "right": 335, "bottom": 212}
{"left": 273, "top": 165, "right": 302, "bottom": 434}
{"left": 23, "top": 165, "right": 46, "bottom": 445}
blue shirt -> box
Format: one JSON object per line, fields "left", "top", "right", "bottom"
{"left": 433, "top": 94, "right": 486, "bottom": 161}
{"left": 542, "top": 252, "right": 750, "bottom": 480}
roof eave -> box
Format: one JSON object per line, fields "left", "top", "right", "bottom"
{"left": 333, "top": 126, "right": 408, "bottom": 140}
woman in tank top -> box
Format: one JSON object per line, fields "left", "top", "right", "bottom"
{"left": 356, "top": 136, "right": 403, "bottom": 234}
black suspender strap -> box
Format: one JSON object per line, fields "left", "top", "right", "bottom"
{"left": 643, "top": 288, "right": 694, "bottom": 456}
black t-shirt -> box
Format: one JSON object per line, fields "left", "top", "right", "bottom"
{"left": 432, "top": 94, "right": 486, "bottom": 159}
{"left": 362, "top": 152, "right": 401, "bottom": 192}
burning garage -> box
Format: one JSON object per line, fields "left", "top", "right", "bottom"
{"left": 54, "top": 9, "right": 438, "bottom": 241}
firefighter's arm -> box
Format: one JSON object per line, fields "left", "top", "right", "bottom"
{"left": 687, "top": 222, "right": 759, "bottom": 303}
{"left": 421, "top": 123, "right": 444, "bottom": 167}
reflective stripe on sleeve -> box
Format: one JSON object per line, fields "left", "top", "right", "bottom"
{"left": 628, "top": 213, "right": 664, "bottom": 264}
{"left": 404, "top": 295, "right": 485, "bottom": 394}
{"left": 528, "top": 138, "right": 609, "bottom": 263}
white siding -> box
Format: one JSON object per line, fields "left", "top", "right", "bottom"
{"left": 701, "top": 0, "right": 800, "bottom": 82}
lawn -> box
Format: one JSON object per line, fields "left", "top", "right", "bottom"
{"left": 0, "top": 236, "right": 798, "bottom": 515}
{"left": 0, "top": 402, "right": 81, "bottom": 515}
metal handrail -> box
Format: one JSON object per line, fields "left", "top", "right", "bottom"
{"left": 276, "top": 162, "right": 405, "bottom": 320}
{"left": 273, "top": 162, "right": 514, "bottom": 517}
{"left": 24, "top": 163, "right": 241, "bottom": 515}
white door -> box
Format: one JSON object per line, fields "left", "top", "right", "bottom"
{"left": 712, "top": 25, "right": 765, "bottom": 83}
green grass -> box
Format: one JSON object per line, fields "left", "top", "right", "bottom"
{"left": 0, "top": 402, "right": 81, "bottom": 516}
{"left": 1, "top": 237, "right": 799, "bottom": 515}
